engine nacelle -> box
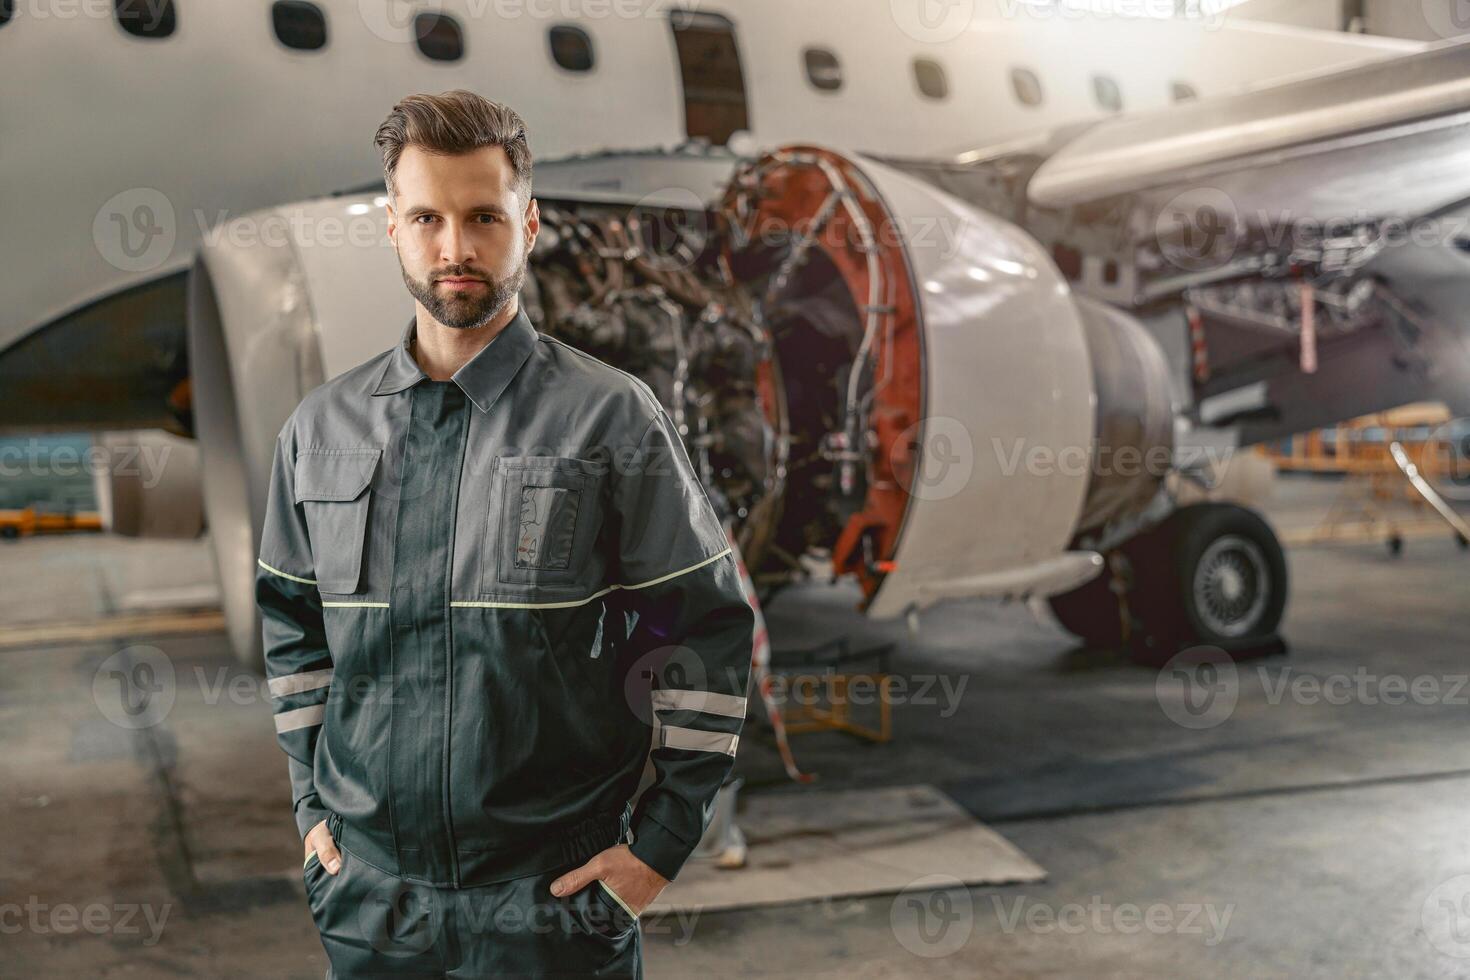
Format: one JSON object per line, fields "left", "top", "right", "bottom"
{"left": 1069, "top": 296, "right": 1176, "bottom": 537}
{"left": 93, "top": 429, "right": 204, "bottom": 539}
{"left": 725, "top": 146, "right": 1101, "bottom": 617}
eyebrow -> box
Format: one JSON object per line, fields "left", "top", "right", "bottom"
{"left": 403, "top": 203, "right": 511, "bottom": 220}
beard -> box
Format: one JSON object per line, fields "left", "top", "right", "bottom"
{"left": 399, "top": 245, "right": 526, "bottom": 331}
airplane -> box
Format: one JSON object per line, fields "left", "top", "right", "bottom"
{"left": 1, "top": 0, "right": 1451, "bottom": 670}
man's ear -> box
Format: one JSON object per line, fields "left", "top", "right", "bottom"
{"left": 524, "top": 196, "right": 539, "bottom": 251}
{"left": 385, "top": 199, "right": 397, "bottom": 245}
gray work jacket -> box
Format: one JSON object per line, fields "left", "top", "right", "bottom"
{"left": 255, "top": 306, "right": 756, "bottom": 888}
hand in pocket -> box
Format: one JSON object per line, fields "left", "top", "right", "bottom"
{"left": 304, "top": 818, "right": 343, "bottom": 874}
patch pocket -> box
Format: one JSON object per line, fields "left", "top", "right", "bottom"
{"left": 294, "top": 448, "right": 382, "bottom": 595}
{"left": 483, "top": 456, "right": 602, "bottom": 592}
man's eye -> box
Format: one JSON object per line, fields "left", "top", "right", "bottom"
{"left": 478, "top": 214, "right": 499, "bottom": 223}
{"left": 415, "top": 215, "right": 437, "bottom": 224}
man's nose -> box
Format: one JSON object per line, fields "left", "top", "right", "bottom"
{"left": 439, "top": 221, "right": 476, "bottom": 265}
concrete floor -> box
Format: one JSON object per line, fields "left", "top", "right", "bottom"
{"left": 3, "top": 474, "right": 1469, "bottom": 977}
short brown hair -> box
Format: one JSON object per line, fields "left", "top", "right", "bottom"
{"left": 374, "top": 90, "right": 533, "bottom": 204}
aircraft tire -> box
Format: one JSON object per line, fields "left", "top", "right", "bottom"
{"left": 1129, "top": 502, "right": 1288, "bottom": 657}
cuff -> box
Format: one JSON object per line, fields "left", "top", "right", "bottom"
{"left": 294, "top": 795, "right": 330, "bottom": 840}
{"left": 629, "top": 814, "right": 696, "bottom": 883}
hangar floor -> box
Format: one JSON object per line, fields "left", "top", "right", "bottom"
{"left": 2, "top": 473, "right": 1467, "bottom": 978}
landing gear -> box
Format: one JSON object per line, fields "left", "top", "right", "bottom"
{"left": 1047, "top": 555, "right": 1127, "bottom": 649}
{"left": 1050, "top": 502, "right": 1288, "bottom": 663}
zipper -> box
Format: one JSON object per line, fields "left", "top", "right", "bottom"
{"left": 437, "top": 399, "right": 473, "bottom": 887}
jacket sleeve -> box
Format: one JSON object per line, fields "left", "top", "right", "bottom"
{"left": 611, "top": 407, "right": 757, "bottom": 882}
{"left": 255, "top": 421, "right": 334, "bottom": 840}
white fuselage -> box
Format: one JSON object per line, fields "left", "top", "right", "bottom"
{"left": 3, "top": 0, "right": 1417, "bottom": 356}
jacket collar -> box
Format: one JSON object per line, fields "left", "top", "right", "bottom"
{"left": 372, "top": 306, "right": 538, "bottom": 413}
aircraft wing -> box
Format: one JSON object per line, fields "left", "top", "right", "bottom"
{"left": 1027, "top": 36, "right": 1470, "bottom": 220}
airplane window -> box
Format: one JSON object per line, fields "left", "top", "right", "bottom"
{"left": 115, "top": 0, "right": 176, "bottom": 39}
{"left": 549, "top": 25, "right": 594, "bottom": 72}
{"left": 1011, "top": 68, "right": 1043, "bottom": 107}
{"left": 913, "top": 58, "right": 948, "bottom": 100}
{"left": 0, "top": 0, "right": 11, "bottom": 28}
{"left": 272, "top": 1, "right": 327, "bottom": 52}
{"left": 803, "top": 47, "right": 842, "bottom": 92}
{"left": 1172, "top": 81, "right": 1199, "bottom": 102}
{"left": 1093, "top": 74, "right": 1123, "bottom": 112}
{"left": 415, "top": 11, "right": 464, "bottom": 62}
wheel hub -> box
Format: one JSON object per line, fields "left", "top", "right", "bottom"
{"left": 1193, "top": 534, "right": 1270, "bottom": 638}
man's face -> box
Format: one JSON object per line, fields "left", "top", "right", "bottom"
{"left": 387, "top": 143, "right": 538, "bottom": 330}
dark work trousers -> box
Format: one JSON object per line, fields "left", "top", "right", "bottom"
{"left": 302, "top": 844, "right": 641, "bottom": 978}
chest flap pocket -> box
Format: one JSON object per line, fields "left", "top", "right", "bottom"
{"left": 294, "top": 448, "right": 382, "bottom": 595}
{"left": 481, "top": 455, "right": 603, "bottom": 594}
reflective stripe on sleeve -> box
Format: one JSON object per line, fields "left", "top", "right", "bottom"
{"left": 657, "top": 725, "right": 739, "bottom": 756}
{"left": 619, "top": 547, "right": 732, "bottom": 591}
{"left": 268, "top": 668, "right": 334, "bottom": 699}
{"left": 258, "top": 558, "right": 317, "bottom": 585}
{"left": 650, "top": 688, "right": 747, "bottom": 719}
{"left": 274, "top": 703, "right": 326, "bottom": 734}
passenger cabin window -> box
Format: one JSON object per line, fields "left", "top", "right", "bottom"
{"left": 669, "top": 11, "right": 751, "bottom": 146}
{"left": 914, "top": 58, "right": 948, "bottom": 100}
{"left": 115, "top": 0, "right": 176, "bottom": 39}
{"left": 1093, "top": 74, "right": 1123, "bottom": 112}
{"left": 0, "top": 0, "right": 12, "bottom": 28}
{"left": 549, "top": 25, "right": 594, "bottom": 72}
{"left": 1012, "top": 68, "right": 1043, "bottom": 107}
{"left": 804, "top": 47, "right": 842, "bottom": 92}
{"left": 272, "top": 1, "right": 327, "bottom": 52}
{"left": 415, "top": 12, "right": 464, "bottom": 62}
{"left": 1172, "top": 81, "right": 1198, "bottom": 102}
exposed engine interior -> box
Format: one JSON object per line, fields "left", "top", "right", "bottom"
{"left": 520, "top": 200, "right": 784, "bottom": 582}
{"left": 518, "top": 162, "right": 901, "bottom": 601}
